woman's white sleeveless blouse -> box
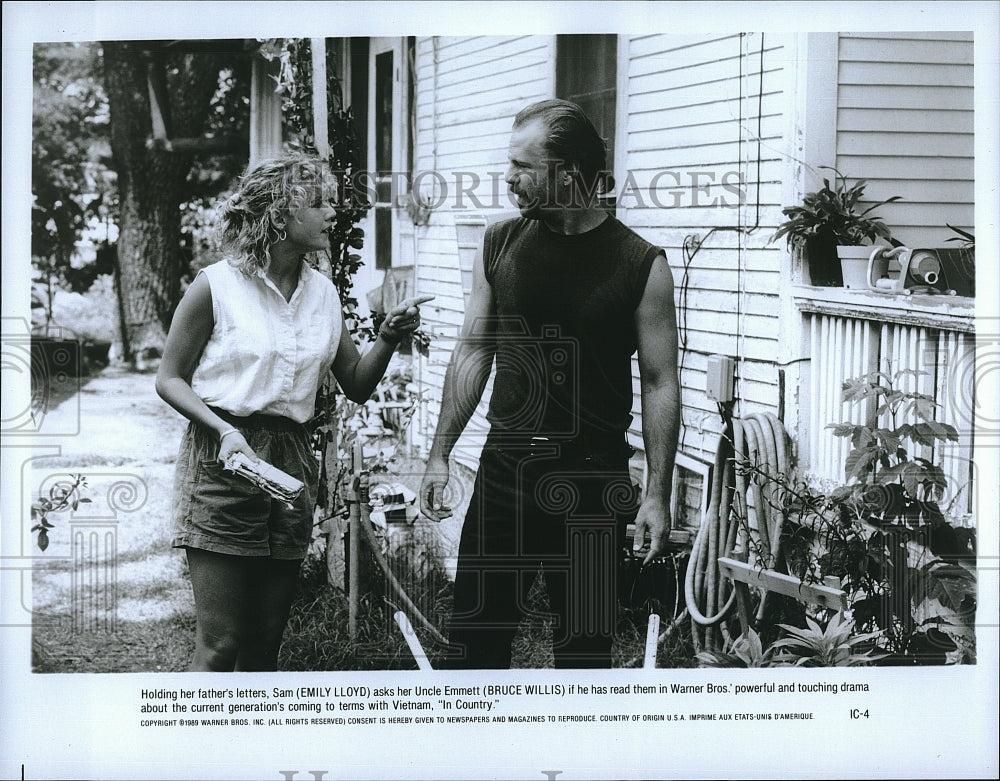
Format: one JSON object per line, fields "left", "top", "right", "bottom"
{"left": 191, "top": 259, "right": 342, "bottom": 424}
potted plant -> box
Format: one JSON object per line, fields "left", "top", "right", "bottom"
{"left": 772, "top": 166, "right": 902, "bottom": 287}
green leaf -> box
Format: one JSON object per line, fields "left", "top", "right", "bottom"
{"left": 923, "top": 419, "right": 955, "bottom": 443}
{"left": 912, "top": 397, "right": 938, "bottom": 421}
{"left": 876, "top": 463, "right": 904, "bottom": 484}
{"left": 875, "top": 428, "right": 900, "bottom": 452}
{"left": 38, "top": 530, "right": 49, "bottom": 551}
{"left": 900, "top": 462, "right": 920, "bottom": 498}
{"left": 845, "top": 449, "right": 875, "bottom": 482}
{"left": 911, "top": 424, "right": 938, "bottom": 448}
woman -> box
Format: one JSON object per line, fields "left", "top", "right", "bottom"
{"left": 156, "top": 153, "right": 431, "bottom": 671}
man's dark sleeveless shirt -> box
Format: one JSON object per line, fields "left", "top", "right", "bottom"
{"left": 482, "top": 215, "right": 661, "bottom": 444}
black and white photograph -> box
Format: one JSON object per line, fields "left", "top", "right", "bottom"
{"left": 2, "top": 1, "right": 998, "bottom": 779}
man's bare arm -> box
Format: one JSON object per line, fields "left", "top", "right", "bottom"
{"left": 633, "top": 253, "right": 681, "bottom": 563}
{"left": 420, "top": 241, "right": 497, "bottom": 519}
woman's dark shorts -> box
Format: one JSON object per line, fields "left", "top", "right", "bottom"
{"left": 171, "top": 409, "right": 318, "bottom": 560}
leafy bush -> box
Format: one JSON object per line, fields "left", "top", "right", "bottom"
{"left": 716, "top": 369, "right": 976, "bottom": 666}
{"left": 30, "top": 474, "right": 90, "bottom": 551}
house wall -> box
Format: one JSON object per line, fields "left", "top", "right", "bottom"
{"left": 405, "top": 32, "right": 976, "bottom": 497}
{"left": 410, "top": 36, "right": 553, "bottom": 466}
{"left": 835, "top": 32, "right": 975, "bottom": 248}
{"left": 409, "top": 33, "right": 796, "bottom": 475}
{"left": 617, "top": 33, "right": 794, "bottom": 468}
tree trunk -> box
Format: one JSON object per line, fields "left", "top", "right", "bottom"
{"left": 103, "top": 41, "right": 224, "bottom": 366}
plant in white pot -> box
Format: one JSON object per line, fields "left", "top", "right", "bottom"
{"left": 772, "top": 167, "right": 902, "bottom": 288}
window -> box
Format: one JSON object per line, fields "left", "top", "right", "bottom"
{"left": 556, "top": 34, "right": 618, "bottom": 206}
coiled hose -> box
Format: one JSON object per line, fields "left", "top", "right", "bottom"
{"left": 683, "top": 412, "right": 790, "bottom": 652}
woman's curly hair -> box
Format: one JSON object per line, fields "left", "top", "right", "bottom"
{"left": 218, "top": 152, "right": 336, "bottom": 276}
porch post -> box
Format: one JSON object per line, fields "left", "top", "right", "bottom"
{"left": 311, "top": 38, "right": 330, "bottom": 157}
{"left": 249, "top": 53, "right": 283, "bottom": 166}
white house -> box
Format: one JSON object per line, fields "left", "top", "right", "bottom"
{"left": 291, "top": 32, "right": 976, "bottom": 533}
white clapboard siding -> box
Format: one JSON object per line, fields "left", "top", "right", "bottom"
{"left": 619, "top": 33, "right": 790, "bottom": 462}
{"left": 411, "top": 36, "right": 552, "bottom": 470}
{"left": 835, "top": 33, "right": 975, "bottom": 248}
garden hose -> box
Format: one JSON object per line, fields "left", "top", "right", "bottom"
{"left": 684, "top": 412, "right": 791, "bottom": 652}
{"left": 356, "top": 496, "right": 450, "bottom": 648}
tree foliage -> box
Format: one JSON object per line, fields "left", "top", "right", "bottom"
{"left": 31, "top": 42, "right": 115, "bottom": 331}
{"left": 102, "top": 40, "right": 249, "bottom": 362}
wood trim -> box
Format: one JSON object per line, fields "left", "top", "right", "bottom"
{"left": 804, "top": 33, "right": 838, "bottom": 185}
{"left": 718, "top": 556, "right": 848, "bottom": 612}
{"left": 311, "top": 38, "right": 329, "bottom": 157}
{"left": 615, "top": 34, "right": 630, "bottom": 220}
{"left": 793, "top": 285, "right": 975, "bottom": 334}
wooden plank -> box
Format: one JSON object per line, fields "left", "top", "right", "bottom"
{"left": 626, "top": 141, "right": 783, "bottom": 171}
{"left": 838, "top": 107, "right": 973, "bottom": 135}
{"left": 839, "top": 84, "right": 973, "bottom": 111}
{"left": 836, "top": 131, "right": 973, "bottom": 158}
{"left": 434, "top": 39, "right": 552, "bottom": 89}
{"left": 630, "top": 49, "right": 752, "bottom": 87}
{"left": 835, "top": 154, "right": 974, "bottom": 181}
{"left": 839, "top": 35, "right": 974, "bottom": 63}
{"left": 433, "top": 88, "right": 551, "bottom": 129}
{"left": 793, "top": 289, "right": 975, "bottom": 334}
{"left": 433, "top": 62, "right": 549, "bottom": 106}
{"left": 627, "top": 33, "right": 742, "bottom": 63}
{"left": 839, "top": 61, "right": 973, "bottom": 88}
{"left": 421, "top": 119, "right": 511, "bottom": 145}
{"left": 818, "top": 175, "right": 972, "bottom": 204}
{"left": 874, "top": 201, "right": 976, "bottom": 226}
{"left": 840, "top": 31, "right": 973, "bottom": 44}
{"left": 433, "top": 35, "right": 535, "bottom": 63}
{"left": 718, "top": 556, "right": 848, "bottom": 611}
{"left": 630, "top": 114, "right": 785, "bottom": 152}
{"left": 626, "top": 92, "right": 786, "bottom": 132}
{"left": 627, "top": 80, "right": 743, "bottom": 114}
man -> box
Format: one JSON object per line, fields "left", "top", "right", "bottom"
{"left": 420, "top": 99, "right": 679, "bottom": 668}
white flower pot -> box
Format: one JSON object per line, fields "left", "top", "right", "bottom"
{"left": 837, "top": 245, "right": 876, "bottom": 289}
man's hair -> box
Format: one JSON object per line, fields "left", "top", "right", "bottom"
{"left": 513, "top": 99, "right": 615, "bottom": 195}
{"left": 217, "top": 152, "right": 335, "bottom": 276}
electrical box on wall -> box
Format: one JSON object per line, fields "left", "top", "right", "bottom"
{"left": 706, "top": 355, "right": 735, "bottom": 402}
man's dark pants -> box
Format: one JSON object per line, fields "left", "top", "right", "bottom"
{"left": 445, "top": 436, "right": 636, "bottom": 669}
